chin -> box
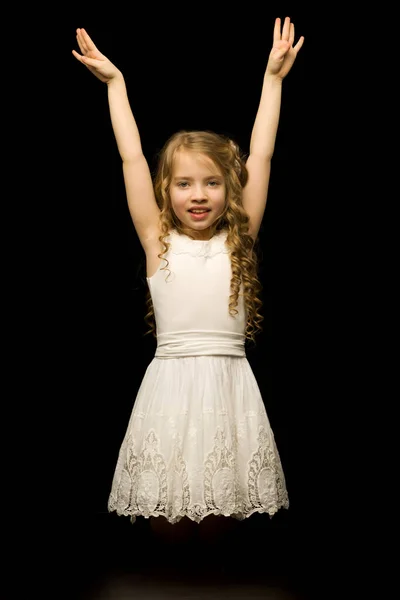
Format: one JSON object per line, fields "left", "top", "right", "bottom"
{"left": 190, "top": 222, "right": 209, "bottom": 228}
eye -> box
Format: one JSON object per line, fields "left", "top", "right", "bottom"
{"left": 177, "top": 182, "right": 189, "bottom": 188}
{"left": 208, "top": 181, "right": 219, "bottom": 186}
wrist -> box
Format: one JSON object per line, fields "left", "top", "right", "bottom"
{"left": 107, "top": 70, "right": 124, "bottom": 87}
{"left": 263, "top": 72, "right": 283, "bottom": 85}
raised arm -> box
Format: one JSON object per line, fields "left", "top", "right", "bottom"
{"left": 242, "top": 17, "right": 304, "bottom": 240}
{"left": 72, "top": 29, "right": 161, "bottom": 247}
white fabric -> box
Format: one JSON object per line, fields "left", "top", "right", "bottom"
{"left": 108, "top": 229, "right": 289, "bottom": 523}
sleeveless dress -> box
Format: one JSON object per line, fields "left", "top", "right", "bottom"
{"left": 108, "top": 229, "right": 289, "bottom": 524}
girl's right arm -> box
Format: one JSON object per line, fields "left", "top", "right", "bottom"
{"left": 72, "top": 28, "right": 161, "bottom": 248}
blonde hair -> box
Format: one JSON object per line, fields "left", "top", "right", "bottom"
{"left": 144, "top": 130, "right": 264, "bottom": 346}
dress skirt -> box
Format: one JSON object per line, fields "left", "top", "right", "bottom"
{"left": 108, "top": 355, "right": 289, "bottom": 524}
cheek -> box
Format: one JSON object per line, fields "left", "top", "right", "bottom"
{"left": 171, "top": 196, "right": 185, "bottom": 211}
{"left": 170, "top": 194, "right": 187, "bottom": 215}
{"left": 215, "top": 189, "right": 227, "bottom": 210}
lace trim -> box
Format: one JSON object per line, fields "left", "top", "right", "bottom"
{"left": 167, "top": 230, "right": 229, "bottom": 259}
{"left": 108, "top": 426, "right": 289, "bottom": 525}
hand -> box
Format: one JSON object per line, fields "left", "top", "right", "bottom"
{"left": 72, "top": 28, "right": 121, "bottom": 84}
{"left": 265, "top": 17, "right": 304, "bottom": 80}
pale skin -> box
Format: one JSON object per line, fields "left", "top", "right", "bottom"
{"left": 170, "top": 151, "right": 227, "bottom": 239}
{"left": 72, "top": 17, "right": 304, "bottom": 277}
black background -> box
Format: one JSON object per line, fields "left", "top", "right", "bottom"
{"left": 21, "top": 5, "right": 358, "bottom": 598}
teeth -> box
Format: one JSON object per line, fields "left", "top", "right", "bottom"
{"left": 190, "top": 210, "right": 208, "bottom": 213}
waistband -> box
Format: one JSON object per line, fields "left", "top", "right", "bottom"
{"left": 155, "top": 330, "right": 246, "bottom": 358}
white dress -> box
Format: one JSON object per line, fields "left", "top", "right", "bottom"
{"left": 108, "top": 229, "right": 289, "bottom": 524}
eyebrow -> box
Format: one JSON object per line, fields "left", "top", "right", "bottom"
{"left": 172, "top": 175, "right": 223, "bottom": 181}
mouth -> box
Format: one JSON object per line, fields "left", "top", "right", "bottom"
{"left": 188, "top": 208, "right": 211, "bottom": 221}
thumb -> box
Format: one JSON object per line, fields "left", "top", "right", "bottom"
{"left": 274, "top": 41, "right": 291, "bottom": 60}
{"left": 81, "top": 56, "right": 103, "bottom": 68}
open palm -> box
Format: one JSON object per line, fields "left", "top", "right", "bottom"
{"left": 72, "top": 28, "right": 119, "bottom": 83}
{"left": 267, "top": 17, "right": 304, "bottom": 80}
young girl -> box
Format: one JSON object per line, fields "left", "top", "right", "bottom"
{"left": 73, "top": 18, "right": 304, "bottom": 530}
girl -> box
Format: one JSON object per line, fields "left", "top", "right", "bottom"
{"left": 72, "top": 18, "right": 304, "bottom": 531}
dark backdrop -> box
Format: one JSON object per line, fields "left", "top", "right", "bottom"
{"left": 41, "top": 6, "right": 344, "bottom": 597}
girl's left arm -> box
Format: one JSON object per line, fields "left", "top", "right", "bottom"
{"left": 242, "top": 16, "right": 304, "bottom": 240}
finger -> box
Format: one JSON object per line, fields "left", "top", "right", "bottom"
{"left": 80, "top": 28, "right": 98, "bottom": 53}
{"left": 76, "top": 30, "right": 86, "bottom": 55}
{"left": 76, "top": 28, "right": 88, "bottom": 54}
{"left": 289, "top": 23, "right": 295, "bottom": 47}
{"left": 293, "top": 35, "right": 304, "bottom": 53}
{"left": 77, "top": 29, "right": 89, "bottom": 54}
{"left": 273, "top": 17, "right": 281, "bottom": 43}
{"left": 72, "top": 49, "right": 84, "bottom": 62}
{"left": 282, "top": 16, "right": 291, "bottom": 41}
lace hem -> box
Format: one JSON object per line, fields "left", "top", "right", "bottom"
{"left": 107, "top": 427, "right": 289, "bottom": 525}
{"left": 168, "top": 230, "right": 229, "bottom": 258}
{"left": 108, "top": 503, "right": 289, "bottom": 525}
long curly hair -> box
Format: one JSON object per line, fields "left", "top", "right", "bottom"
{"left": 143, "top": 130, "right": 264, "bottom": 346}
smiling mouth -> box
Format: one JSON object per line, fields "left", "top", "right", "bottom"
{"left": 188, "top": 209, "right": 211, "bottom": 213}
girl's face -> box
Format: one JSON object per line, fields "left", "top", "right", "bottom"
{"left": 169, "top": 150, "right": 226, "bottom": 240}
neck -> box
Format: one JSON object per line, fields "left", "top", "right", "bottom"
{"left": 179, "top": 227, "right": 213, "bottom": 241}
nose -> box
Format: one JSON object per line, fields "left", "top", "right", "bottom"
{"left": 191, "top": 184, "right": 208, "bottom": 201}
